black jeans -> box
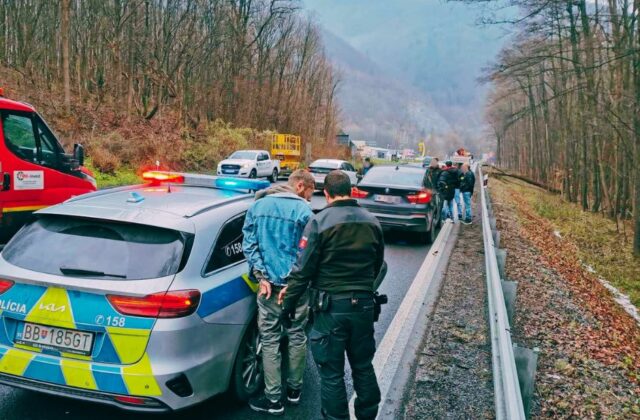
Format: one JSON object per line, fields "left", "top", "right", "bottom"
{"left": 309, "top": 295, "right": 381, "bottom": 420}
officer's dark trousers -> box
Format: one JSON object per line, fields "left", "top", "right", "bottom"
{"left": 309, "top": 296, "right": 381, "bottom": 420}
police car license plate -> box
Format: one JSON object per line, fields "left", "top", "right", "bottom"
{"left": 15, "top": 322, "right": 94, "bottom": 356}
{"left": 374, "top": 194, "right": 401, "bottom": 204}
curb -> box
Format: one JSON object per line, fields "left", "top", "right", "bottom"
{"left": 348, "top": 219, "right": 459, "bottom": 419}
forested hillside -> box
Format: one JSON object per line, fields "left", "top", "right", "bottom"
{"left": 0, "top": 0, "right": 340, "bottom": 173}
{"left": 476, "top": 0, "right": 640, "bottom": 255}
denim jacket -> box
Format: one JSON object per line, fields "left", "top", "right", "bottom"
{"left": 242, "top": 185, "right": 313, "bottom": 286}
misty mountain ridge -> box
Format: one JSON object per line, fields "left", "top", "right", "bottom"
{"left": 321, "top": 29, "right": 451, "bottom": 148}
{"left": 307, "top": 0, "right": 512, "bottom": 152}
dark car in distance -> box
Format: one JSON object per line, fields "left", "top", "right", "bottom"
{"left": 351, "top": 165, "right": 442, "bottom": 244}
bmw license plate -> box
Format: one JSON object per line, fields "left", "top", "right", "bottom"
{"left": 374, "top": 194, "right": 401, "bottom": 204}
{"left": 15, "top": 322, "right": 94, "bottom": 356}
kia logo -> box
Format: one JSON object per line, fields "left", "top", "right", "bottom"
{"left": 39, "top": 303, "right": 66, "bottom": 312}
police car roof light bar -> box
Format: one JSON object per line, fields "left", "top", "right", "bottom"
{"left": 142, "top": 171, "right": 185, "bottom": 183}
{"left": 141, "top": 171, "right": 270, "bottom": 192}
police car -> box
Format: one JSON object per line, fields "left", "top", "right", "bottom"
{"left": 0, "top": 172, "right": 270, "bottom": 411}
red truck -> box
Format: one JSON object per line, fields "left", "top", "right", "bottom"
{"left": 0, "top": 90, "right": 96, "bottom": 242}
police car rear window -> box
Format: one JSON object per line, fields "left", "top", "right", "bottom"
{"left": 2, "top": 216, "right": 189, "bottom": 280}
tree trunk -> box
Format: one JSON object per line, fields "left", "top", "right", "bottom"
{"left": 60, "top": 0, "right": 71, "bottom": 113}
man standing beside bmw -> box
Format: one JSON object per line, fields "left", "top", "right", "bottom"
{"left": 242, "top": 169, "right": 315, "bottom": 416}
{"left": 282, "top": 170, "right": 385, "bottom": 420}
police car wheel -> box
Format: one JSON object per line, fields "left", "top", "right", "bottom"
{"left": 232, "top": 322, "right": 263, "bottom": 401}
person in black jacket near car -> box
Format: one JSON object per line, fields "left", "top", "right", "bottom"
{"left": 282, "top": 170, "right": 384, "bottom": 420}
{"left": 460, "top": 163, "right": 475, "bottom": 224}
{"left": 422, "top": 158, "right": 441, "bottom": 190}
{"left": 438, "top": 161, "right": 461, "bottom": 221}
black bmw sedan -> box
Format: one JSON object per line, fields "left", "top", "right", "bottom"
{"left": 351, "top": 164, "right": 442, "bottom": 243}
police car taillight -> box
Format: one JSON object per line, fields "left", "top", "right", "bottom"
{"left": 107, "top": 290, "right": 201, "bottom": 318}
{"left": 0, "top": 279, "right": 14, "bottom": 295}
{"left": 142, "top": 171, "right": 185, "bottom": 184}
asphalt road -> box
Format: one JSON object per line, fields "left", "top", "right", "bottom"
{"left": 0, "top": 193, "right": 431, "bottom": 420}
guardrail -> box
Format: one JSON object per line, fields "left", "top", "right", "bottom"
{"left": 478, "top": 164, "right": 527, "bottom": 420}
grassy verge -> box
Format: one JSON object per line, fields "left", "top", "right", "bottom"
{"left": 492, "top": 174, "right": 640, "bottom": 307}
{"left": 85, "top": 159, "right": 140, "bottom": 188}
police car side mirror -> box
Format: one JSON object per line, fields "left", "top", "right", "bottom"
{"left": 73, "top": 144, "right": 85, "bottom": 167}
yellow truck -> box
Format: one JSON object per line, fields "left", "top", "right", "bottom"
{"left": 270, "top": 134, "right": 301, "bottom": 178}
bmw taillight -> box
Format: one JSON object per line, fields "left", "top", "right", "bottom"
{"left": 407, "top": 189, "right": 432, "bottom": 204}
{"left": 107, "top": 290, "right": 201, "bottom": 318}
{"left": 351, "top": 187, "right": 369, "bottom": 198}
{"left": 0, "top": 279, "right": 14, "bottom": 295}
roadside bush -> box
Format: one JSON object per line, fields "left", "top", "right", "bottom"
{"left": 182, "top": 119, "right": 255, "bottom": 172}
{"left": 89, "top": 145, "right": 121, "bottom": 174}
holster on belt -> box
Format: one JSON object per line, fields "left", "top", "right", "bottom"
{"left": 373, "top": 292, "right": 388, "bottom": 322}
{"left": 310, "top": 288, "right": 330, "bottom": 313}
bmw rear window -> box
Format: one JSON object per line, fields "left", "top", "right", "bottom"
{"left": 362, "top": 166, "right": 424, "bottom": 187}
{"left": 2, "top": 216, "right": 191, "bottom": 280}
{"left": 309, "top": 161, "right": 340, "bottom": 174}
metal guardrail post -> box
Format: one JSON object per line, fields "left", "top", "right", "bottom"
{"left": 478, "top": 165, "right": 526, "bottom": 420}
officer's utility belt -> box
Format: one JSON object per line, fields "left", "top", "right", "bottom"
{"left": 311, "top": 289, "right": 387, "bottom": 322}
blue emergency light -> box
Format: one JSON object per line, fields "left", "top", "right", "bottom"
{"left": 215, "top": 177, "right": 270, "bottom": 192}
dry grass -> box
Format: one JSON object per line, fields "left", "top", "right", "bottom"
{"left": 492, "top": 174, "right": 640, "bottom": 308}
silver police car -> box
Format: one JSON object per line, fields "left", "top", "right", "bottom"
{"left": 0, "top": 172, "right": 269, "bottom": 411}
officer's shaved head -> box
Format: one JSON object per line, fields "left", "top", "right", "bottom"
{"left": 324, "top": 170, "right": 351, "bottom": 198}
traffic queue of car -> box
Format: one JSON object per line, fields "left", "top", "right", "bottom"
{"left": 0, "top": 92, "right": 443, "bottom": 412}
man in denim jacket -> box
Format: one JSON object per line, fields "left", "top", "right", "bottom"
{"left": 242, "top": 169, "right": 315, "bottom": 415}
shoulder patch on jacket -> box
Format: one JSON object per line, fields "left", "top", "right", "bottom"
{"left": 298, "top": 236, "right": 308, "bottom": 250}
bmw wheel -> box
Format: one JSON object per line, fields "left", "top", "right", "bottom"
{"left": 435, "top": 200, "right": 443, "bottom": 228}
{"left": 231, "top": 322, "right": 263, "bottom": 401}
{"left": 420, "top": 214, "right": 437, "bottom": 245}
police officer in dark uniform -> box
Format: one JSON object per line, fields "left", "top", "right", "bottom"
{"left": 281, "top": 170, "right": 384, "bottom": 420}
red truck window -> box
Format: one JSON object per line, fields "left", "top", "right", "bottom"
{"left": 2, "top": 110, "right": 61, "bottom": 170}
{"left": 2, "top": 112, "right": 37, "bottom": 161}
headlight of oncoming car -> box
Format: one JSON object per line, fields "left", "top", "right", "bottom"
{"left": 242, "top": 163, "right": 249, "bottom": 168}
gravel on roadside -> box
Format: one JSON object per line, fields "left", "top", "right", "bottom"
{"left": 402, "top": 193, "right": 494, "bottom": 420}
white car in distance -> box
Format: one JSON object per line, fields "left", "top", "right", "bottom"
{"left": 217, "top": 150, "right": 280, "bottom": 182}
{"left": 308, "top": 159, "right": 358, "bottom": 190}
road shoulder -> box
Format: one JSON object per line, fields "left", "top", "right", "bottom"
{"left": 401, "top": 194, "right": 495, "bottom": 419}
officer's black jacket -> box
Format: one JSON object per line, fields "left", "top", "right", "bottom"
{"left": 283, "top": 199, "right": 385, "bottom": 312}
